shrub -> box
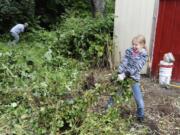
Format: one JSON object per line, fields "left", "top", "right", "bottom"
{"left": 52, "top": 14, "right": 114, "bottom": 67}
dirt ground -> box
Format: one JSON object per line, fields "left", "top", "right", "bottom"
{"left": 89, "top": 69, "right": 180, "bottom": 135}
{"left": 141, "top": 77, "right": 180, "bottom": 135}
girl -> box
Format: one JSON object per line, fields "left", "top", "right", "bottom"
{"left": 118, "top": 35, "right": 148, "bottom": 122}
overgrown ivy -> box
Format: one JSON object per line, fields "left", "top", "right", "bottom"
{"left": 0, "top": 0, "right": 148, "bottom": 134}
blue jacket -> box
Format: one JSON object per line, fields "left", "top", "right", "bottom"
{"left": 118, "top": 48, "right": 148, "bottom": 81}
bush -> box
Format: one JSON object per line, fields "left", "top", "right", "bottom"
{"left": 52, "top": 14, "right": 114, "bottom": 67}
{"left": 0, "top": 0, "right": 91, "bottom": 33}
{"left": 0, "top": 0, "right": 35, "bottom": 33}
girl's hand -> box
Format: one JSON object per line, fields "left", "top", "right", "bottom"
{"left": 117, "top": 73, "right": 126, "bottom": 81}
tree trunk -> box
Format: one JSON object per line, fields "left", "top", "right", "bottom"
{"left": 90, "top": 0, "right": 105, "bottom": 17}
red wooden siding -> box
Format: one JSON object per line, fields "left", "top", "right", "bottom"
{"left": 152, "top": 0, "right": 180, "bottom": 81}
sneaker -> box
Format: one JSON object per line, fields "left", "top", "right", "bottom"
{"left": 137, "top": 117, "right": 144, "bottom": 123}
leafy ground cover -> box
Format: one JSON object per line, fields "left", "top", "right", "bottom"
{"left": 2, "top": 3, "right": 179, "bottom": 132}
{"left": 0, "top": 0, "right": 151, "bottom": 134}
{"left": 0, "top": 33, "right": 150, "bottom": 134}
{"left": 0, "top": 38, "right": 87, "bottom": 134}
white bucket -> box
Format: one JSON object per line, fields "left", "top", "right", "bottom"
{"left": 159, "top": 60, "right": 173, "bottom": 85}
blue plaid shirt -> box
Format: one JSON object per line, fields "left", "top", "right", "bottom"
{"left": 118, "top": 48, "right": 148, "bottom": 81}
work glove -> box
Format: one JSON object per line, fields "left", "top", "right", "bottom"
{"left": 117, "top": 73, "right": 126, "bottom": 81}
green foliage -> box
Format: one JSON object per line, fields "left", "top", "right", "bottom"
{"left": 23, "top": 28, "right": 57, "bottom": 45}
{"left": 60, "top": 0, "right": 91, "bottom": 12}
{"left": 0, "top": 0, "right": 149, "bottom": 134}
{"left": 111, "top": 72, "right": 133, "bottom": 102}
{"left": 0, "top": 36, "right": 88, "bottom": 134}
{"left": 0, "top": 0, "right": 35, "bottom": 33}
{"left": 34, "top": 0, "right": 65, "bottom": 29}
{"left": 117, "top": 79, "right": 134, "bottom": 102}
{"left": 0, "top": 0, "right": 91, "bottom": 33}
{"left": 52, "top": 14, "right": 114, "bottom": 67}
{"left": 105, "top": 0, "right": 115, "bottom": 14}
{"left": 79, "top": 110, "right": 130, "bottom": 135}
{"left": 0, "top": 27, "right": 148, "bottom": 134}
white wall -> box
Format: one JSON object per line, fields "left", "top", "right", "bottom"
{"left": 113, "top": 0, "right": 157, "bottom": 73}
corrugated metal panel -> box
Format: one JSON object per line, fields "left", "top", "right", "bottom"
{"left": 113, "top": 0, "right": 157, "bottom": 73}
{"left": 152, "top": 0, "right": 180, "bottom": 81}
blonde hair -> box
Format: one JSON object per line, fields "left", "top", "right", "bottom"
{"left": 132, "top": 35, "right": 151, "bottom": 66}
{"left": 132, "top": 35, "right": 146, "bottom": 49}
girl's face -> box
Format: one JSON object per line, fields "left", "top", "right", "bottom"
{"left": 132, "top": 40, "right": 143, "bottom": 51}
